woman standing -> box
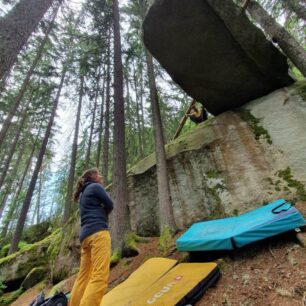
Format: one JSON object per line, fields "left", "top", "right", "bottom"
{"left": 68, "top": 168, "right": 113, "bottom": 306}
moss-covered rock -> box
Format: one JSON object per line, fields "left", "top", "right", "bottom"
{"left": 0, "top": 229, "right": 61, "bottom": 284}
{"left": 52, "top": 212, "right": 80, "bottom": 283}
{"left": 21, "top": 267, "right": 47, "bottom": 290}
{"left": 239, "top": 110, "right": 272, "bottom": 144}
{"left": 22, "top": 221, "right": 52, "bottom": 244}
{"left": 126, "top": 83, "right": 306, "bottom": 235}
{"left": 0, "top": 288, "right": 23, "bottom": 306}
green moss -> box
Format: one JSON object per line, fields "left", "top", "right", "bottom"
{"left": 206, "top": 169, "right": 220, "bottom": 179}
{"left": 239, "top": 110, "right": 272, "bottom": 144}
{"left": 216, "top": 258, "right": 227, "bottom": 272}
{"left": 264, "top": 177, "right": 273, "bottom": 185}
{"left": 52, "top": 268, "right": 69, "bottom": 285}
{"left": 207, "top": 181, "right": 228, "bottom": 219}
{"left": 0, "top": 280, "right": 7, "bottom": 296}
{"left": 125, "top": 232, "right": 138, "bottom": 251}
{"left": 122, "top": 232, "right": 140, "bottom": 257}
{"left": 47, "top": 229, "right": 63, "bottom": 262}
{"left": 22, "top": 221, "right": 51, "bottom": 244}
{"left": 48, "top": 278, "right": 68, "bottom": 297}
{"left": 128, "top": 117, "right": 216, "bottom": 176}
{"left": 290, "top": 68, "right": 305, "bottom": 82}
{"left": 21, "top": 267, "right": 46, "bottom": 290}
{"left": 110, "top": 249, "right": 121, "bottom": 267}
{"left": 0, "top": 229, "right": 61, "bottom": 271}
{"left": 289, "top": 80, "right": 306, "bottom": 100}
{"left": 122, "top": 258, "right": 132, "bottom": 267}
{"left": 158, "top": 226, "right": 174, "bottom": 256}
{"left": 232, "top": 209, "right": 239, "bottom": 216}
{"left": 276, "top": 167, "right": 306, "bottom": 201}
{"left": 0, "top": 288, "right": 23, "bottom": 306}
{"left": 0, "top": 241, "right": 30, "bottom": 259}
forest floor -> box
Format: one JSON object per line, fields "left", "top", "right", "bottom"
{"left": 12, "top": 204, "right": 306, "bottom": 306}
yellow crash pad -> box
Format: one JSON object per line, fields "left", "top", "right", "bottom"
{"left": 101, "top": 258, "right": 177, "bottom": 306}
{"left": 131, "top": 262, "right": 218, "bottom": 306}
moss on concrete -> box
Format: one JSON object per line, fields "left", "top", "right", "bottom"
{"left": 128, "top": 118, "right": 216, "bottom": 176}
{"left": 239, "top": 110, "right": 272, "bottom": 144}
{"left": 206, "top": 169, "right": 221, "bottom": 179}
{"left": 276, "top": 167, "right": 306, "bottom": 201}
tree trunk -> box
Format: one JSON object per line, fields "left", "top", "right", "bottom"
{"left": 96, "top": 69, "right": 106, "bottom": 169}
{"left": 281, "top": 1, "right": 306, "bottom": 21}
{"left": 63, "top": 74, "right": 83, "bottom": 224}
{"left": 102, "top": 36, "right": 111, "bottom": 186}
{"left": 0, "top": 192, "right": 10, "bottom": 221}
{"left": 111, "top": 0, "right": 130, "bottom": 251}
{"left": 0, "top": 4, "right": 60, "bottom": 148}
{"left": 32, "top": 170, "right": 43, "bottom": 225}
{"left": 246, "top": 0, "right": 306, "bottom": 77}
{"left": 0, "top": 137, "right": 27, "bottom": 220}
{"left": 85, "top": 74, "right": 100, "bottom": 169}
{"left": 1, "top": 129, "right": 40, "bottom": 238}
{"left": 0, "top": 89, "right": 33, "bottom": 189}
{"left": 139, "top": 65, "right": 146, "bottom": 152}
{"left": 132, "top": 61, "right": 144, "bottom": 159}
{"left": 139, "top": 0, "right": 177, "bottom": 233}
{"left": 9, "top": 66, "right": 66, "bottom": 255}
{"left": 0, "top": 0, "right": 55, "bottom": 81}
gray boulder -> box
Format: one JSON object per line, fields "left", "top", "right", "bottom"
{"left": 143, "top": 0, "right": 293, "bottom": 115}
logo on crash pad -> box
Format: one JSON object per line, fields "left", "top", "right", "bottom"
{"left": 146, "top": 276, "right": 183, "bottom": 304}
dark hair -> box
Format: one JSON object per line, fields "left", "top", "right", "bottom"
{"left": 73, "top": 168, "right": 100, "bottom": 202}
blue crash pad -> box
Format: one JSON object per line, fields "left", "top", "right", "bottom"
{"left": 176, "top": 199, "right": 306, "bottom": 251}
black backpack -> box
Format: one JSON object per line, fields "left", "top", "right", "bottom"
{"left": 30, "top": 291, "right": 68, "bottom": 306}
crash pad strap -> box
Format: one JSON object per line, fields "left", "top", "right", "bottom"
{"left": 271, "top": 201, "right": 290, "bottom": 214}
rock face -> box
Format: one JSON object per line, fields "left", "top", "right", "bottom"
{"left": 127, "top": 82, "right": 306, "bottom": 235}
{"left": 0, "top": 230, "right": 60, "bottom": 285}
{"left": 143, "top": 0, "right": 293, "bottom": 115}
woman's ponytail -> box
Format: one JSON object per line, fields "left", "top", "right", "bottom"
{"left": 73, "top": 168, "right": 99, "bottom": 202}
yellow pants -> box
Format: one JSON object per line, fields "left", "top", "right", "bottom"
{"left": 69, "top": 230, "right": 111, "bottom": 306}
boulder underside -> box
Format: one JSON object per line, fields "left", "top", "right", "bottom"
{"left": 143, "top": 0, "right": 293, "bottom": 114}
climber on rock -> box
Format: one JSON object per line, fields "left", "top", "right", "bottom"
{"left": 187, "top": 103, "right": 208, "bottom": 124}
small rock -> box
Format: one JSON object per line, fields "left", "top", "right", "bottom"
{"left": 263, "top": 276, "right": 269, "bottom": 282}
{"left": 242, "top": 274, "right": 250, "bottom": 286}
{"left": 275, "top": 287, "right": 293, "bottom": 297}
{"left": 287, "top": 253, "right": 298, "bottom": 266}
{"left": 233, "top": 274, "right": 239, "bottom": 280}
{"left": 297, "top": 232, "right": 306, "bottom": 248}
{"left": 239, "top": 300, "right": 253, "bottom": 306}
{"left": 222, "top": 293, "right": 232, "bottom": 306}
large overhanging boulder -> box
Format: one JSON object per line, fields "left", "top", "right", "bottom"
{"left": 143, "top": 0, "right": 294, "bottom": 115}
